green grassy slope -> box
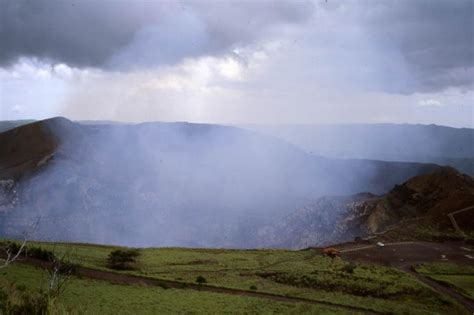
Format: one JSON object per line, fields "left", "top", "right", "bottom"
{"left": 1, "top": 264, "right": 344, "bottom": 314}
{"left": 0, "top": 241, "right": 469, "bottom": 314}
{"left": 415, "top": 262, "right": 474, "bottom": 300}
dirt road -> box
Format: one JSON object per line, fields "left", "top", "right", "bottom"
{"left": 341, "top": 241, "right": 474, "bottom": 312}
{"left": 402, "top": 266, "right": 474, "bottom": 312}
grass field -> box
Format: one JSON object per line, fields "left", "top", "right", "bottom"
{"left": 1, "top": 264, "right": 345, "bottom": 314}
{"left": 415, "top": 262, "right": 474, "bottom": 300}
{"left": 0, "top": 240, "right": 469, "bottom": 314}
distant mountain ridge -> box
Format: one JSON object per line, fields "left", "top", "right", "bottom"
{"left": 243, "top": 124, "right": 474, "bottom": 176}
{"left": 0, "top": 117, "right": 444, "bottom": 247}
{"left": 0, "top": 120, "right": 35, "bottom": 133}
{"left": 4, "top": 120, "right": 472, "bottom": 174}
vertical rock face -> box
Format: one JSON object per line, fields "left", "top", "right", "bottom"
{"left": 259, "top": 167, "right": 474, "bottom": 249}
{"left": 0, "top": 117, "right": 444, "bottom": 248}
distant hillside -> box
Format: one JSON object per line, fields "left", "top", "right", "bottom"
{"left": 0, "top": 117, "right": 440, "bottom": 247}
{"left": 0, "top": 120, "right": 35, "bottom": 133}
{"left": 259, "top": 167, "right": 474, "bottom": 248}
{"left": 242, "top": 124, "right": 474, "bottom": 176}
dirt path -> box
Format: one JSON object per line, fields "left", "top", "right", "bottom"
{"left": 341, "top": 241, "right": 474, "bottom": 313}
{"left": 447, "top": 205, "right": 474, "bottom": 236}
{"left": 339, "top": 241, "right": 414, "bottom": 253}
{"left": 401, "top": 266, "right": 474, "bottom": 312}
{"left": 16, "top": 257, "right": 379, "bottom": 314}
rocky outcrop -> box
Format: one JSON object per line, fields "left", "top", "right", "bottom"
{"left": 260, "top": 167, "right": 474, "bottom": 248}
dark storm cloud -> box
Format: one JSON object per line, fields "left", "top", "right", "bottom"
{"left": 0, "top": 0, "right": 141, "bottom": 67}
{"left": 1, "top": 0, "right": 472, "bottom": 94}
{"left": 0, "top": 0, "right": 314, "bottom": 69}
{"left": 365, "top": 0, "right": 474, "bottom": 93}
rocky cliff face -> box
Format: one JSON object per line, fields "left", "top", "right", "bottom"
{"left": 260, "top": 167, "right": 474, "bottom": 248}
{"left": 256, "top": 193, "right": 377, "bottom": 248}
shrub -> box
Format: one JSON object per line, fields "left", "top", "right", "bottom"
{"left": 249, "top": 285, "right": 258, "bottom": 291}
{"left": 341, "top": 263, "right": 357, "bottom": 274}
{"left": 6, "top": 242, "right": 22, "bottom": 255}
{"left": 47, "top": 257, "right": 79, "bottom": 280}
{"left": 107, "top": 249, "right": 140, "bottom": 270}
{"left": 5, "top": 243, "right": 56, "bottom": 262}
{"left": 158, "top": 282, "right": 169, "bottom": 290}
{"left": 27, "top": 247, "right": 55, "bottom": 262}
{"left": 195, "top": 275, "right": 207, "bottom": 284}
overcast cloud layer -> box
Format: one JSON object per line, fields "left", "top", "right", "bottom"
{"left": 0, "top": 0, "right": 313, "bottom": 68}
{"left": 0, "top": 0, "right": 472, "bottom": 126}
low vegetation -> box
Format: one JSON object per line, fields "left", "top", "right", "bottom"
{"left": 0, "top": 240, "right": 469, "bottom": 314}
{"left": 6, "top": 242, "right": 55, "bottom": 262}
{"left": 0, "top": 284, "right": 50, "bottom": 315}
{"left": 415, "top": 262, "right": 474, "bottom": 300}
{"left": 414, "top": 224, "right": 467, "bottom": 242}
{"left": 257, "top": 267, "right": 427, "bottom": 299}
{"left": 0, "top": 242, "right": 79, "bottom": 314}
{"left": 107, "top": 249, "right": 140, "bottom": 270}
{"left": 195, "top": 275, "right": 207, "bottom": 284}
{"left": 1, "top": 264, "right": 345, "bottom": 314}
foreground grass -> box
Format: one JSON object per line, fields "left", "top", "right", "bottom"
{"left": 415, "top": 262, "right": 474, "bottom": 300}
{"left": 0, "top": 264, "right": 345, "bottom": 314}
{"left": 1, "top": 240, "right": 467, "bottom": 314}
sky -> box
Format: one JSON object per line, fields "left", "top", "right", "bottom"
{"left": 0, "top": 0, "right": 473, "bottom": 127}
